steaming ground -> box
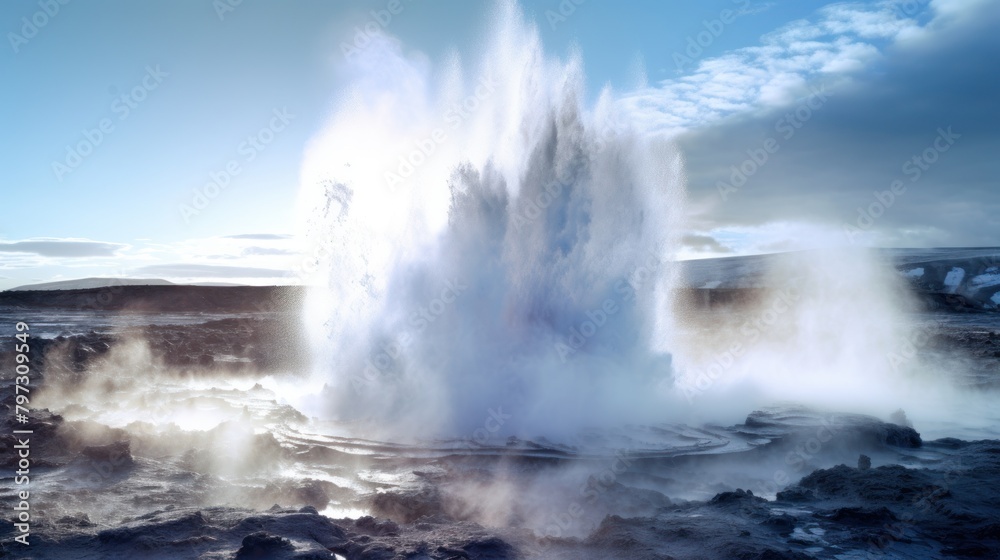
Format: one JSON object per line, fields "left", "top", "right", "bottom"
{"left": 2, "top": 251, "right": 999, "bottom": 558}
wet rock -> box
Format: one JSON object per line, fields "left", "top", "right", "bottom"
{"left": 858, "top": 454, "right": 871, "bottom": 470}
{"left": 761, "top": 514, "right": 795, "bottom": 536}
{"left": 355, "top": 516, "right": 400, "bottom": 536}
{"left": 775, "top": 487, "right": 815, "bottom": 502}
{"left": 710, "top": 488, "right": 765, "bottom": 506}
{"left": 258, "top": 478, "right": 342, "bottom": 510}
{"left": 372, "top": 485, "right": 445, "bottom": 523}
{"left": 461, "top": 535, "right": 514, "bottom": 558}
{"left": 234, "top": 531, "right": 295, "bottom": 559}
{"left": 824, "top": 506, "right": 898, "bottom": 525}
{"left": 787, "top": 464, "right": 941, "bottom": 504}
{"left": 98, "top": 510, "right": 208, "bottom": 546}
{"left": 81, "top": 440, "right": 134, "bottom": 465}
{"left": 57, "top": 513, "right": 96, "bottom": 528}
{"left": 876, "top": 423, "right": 922, "bottom": 448}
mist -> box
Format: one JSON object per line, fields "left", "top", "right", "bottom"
{"left": 298, "top": 2, "right": 686, "bottom": 441}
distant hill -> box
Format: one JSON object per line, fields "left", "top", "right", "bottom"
{"left": 3, "top": 248, "right": 996, "bottom": 314}
{"left": 8, "top": 278, "right": 176, "bottom": 291}
{"left": 678, "top": 247, "right": 1000, "bottom": 311}
{"left": 0, "top": 284, "right": 305, "bottom": 313}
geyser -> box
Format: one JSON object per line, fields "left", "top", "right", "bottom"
{"left": 298, "top": 3, "right": 686, "bottom": 441}
{"left": 296, "top": 3, "right": 967, "bottom": 445}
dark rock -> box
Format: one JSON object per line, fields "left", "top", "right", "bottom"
{"left": 462, "top": 535, "right": 514, "bottom": 558}
{"left": 98, "top": 511, "right": 208, "bottom": 545}
{"left": 858, "top": 454, "right": 871, "bottom": 470}
{"left": 371, "top": 485, "right": 445, "bottom": 523}
{"left": 775, "top": 487, "right": 815, "bottom": 502}
{"left": 355, "top": 515, "right": 400, "bottom": 536}
{"left": 942, "top": 542, "right": 995, "bottom": 557}
{"left": 80, "top": 440, "right": 134, "bottom": 465}
{"left": 877, "top": 423, "right": 922, "bottom": 448}
{"left": 710, "top": 488, "right": 765, "bottom": 506}
{"left": 789, "top": 464, "right": 942, "bottom": 504}
{"left": 234, "top": 531, "right": 295, "bottom": 559}
{"left": 57, "top": 513, "right": 96, "bottom": 528}
{"left": 824, "top": 506, "right": 898, "bottom": 525}
{"left": 761, "top": 514, "right": 795, "bottom": 536}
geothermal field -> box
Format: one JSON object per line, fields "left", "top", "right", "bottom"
{"left": 3, "top": 249, "right": 999, "bottom": 558}
{"left": 4, "top": 0, "right": 1000, "bottom": 558}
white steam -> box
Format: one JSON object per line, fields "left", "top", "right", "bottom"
{"left": 297, "top": 3, "right": 685, "bottom": 440}
{"left": 296, "top": 2, "right": 990, "bottom": 444}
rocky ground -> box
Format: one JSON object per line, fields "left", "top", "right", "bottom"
{"left": 4, "top": 405, "right": 1000, "bottom": 559}
{"left": 1, "top": 285, "right": 999, "bottom": 559}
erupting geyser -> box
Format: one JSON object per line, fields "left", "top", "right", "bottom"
{"left": 298, "top": 3, "right": 686, "bottom": 441}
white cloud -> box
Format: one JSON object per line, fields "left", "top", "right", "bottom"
{"left": 618, "top": 1, "right": 939, "bottom": 135}
{"left": 0, "top": 234, "right": 303, "bottom": 290}
{"left": 0, "top": 238, "right": 127, "bottom": 258}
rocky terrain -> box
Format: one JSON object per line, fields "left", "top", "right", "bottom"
{"left": 1, "top": 273, "right": 998, "bottom": 559}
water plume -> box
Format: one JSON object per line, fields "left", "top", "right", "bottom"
{"left": 296, "top": 2, "right": 988, "bottom": 445}
{"left": 298, "top": 2, "right": 686, "bottom": 441}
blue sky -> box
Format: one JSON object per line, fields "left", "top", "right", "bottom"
{"left": 1, "top": 0, "right": 997, "bottom": 289}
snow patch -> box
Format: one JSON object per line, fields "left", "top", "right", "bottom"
{"left": 992, "top": 292, "right": 1000, "bottom": 306}
{"left": 943, "top": 267, "right": 965, "bottom": 293}
{"left": 904, "top": 267, "right": 925, "bottom": 278}
{"left": 970, "top": 273, "right": 1000, "bottom": 289}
